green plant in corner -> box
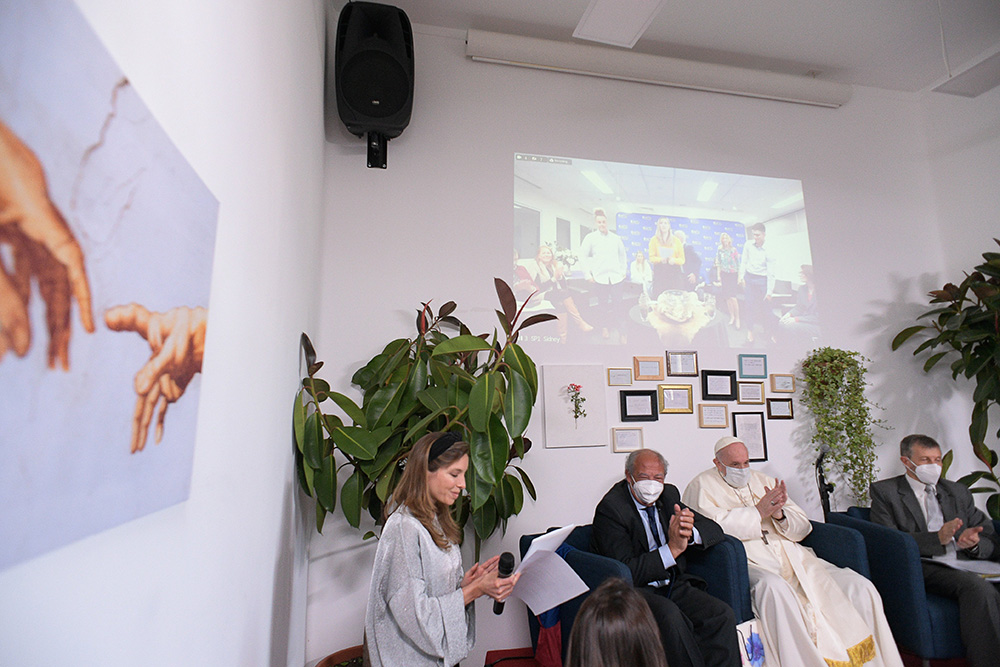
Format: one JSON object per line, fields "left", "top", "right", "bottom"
{"left": 292, "top": 278, "right": 556, "bottom": 553}
{"left": 800, "top": 347, "right": 886, "bottom": 506}
{"left": 891, "top": 239, "right": 1000, "bottom": 519}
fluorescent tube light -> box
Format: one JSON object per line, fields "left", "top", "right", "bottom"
{"left": 771, "top": 192, "right": 804, "bottom": 209}
{"left": 582, "top": 170, "right": 614, "bottom": 194}
{"left": 697, "top": 181, "right": 719, "bottom": 202}
{"left": 466, "top": 30, "right": 851, "bottom": 108}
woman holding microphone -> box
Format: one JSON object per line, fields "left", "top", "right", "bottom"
{"left": 365, "top": 432, "right": 520, "bottom": 667}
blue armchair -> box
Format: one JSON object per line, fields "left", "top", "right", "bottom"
{"left": 518, "top": 524, "right": 752, "bottom": 659}
{"left": 827, "top": 508, "right": 972, "bottom": 659}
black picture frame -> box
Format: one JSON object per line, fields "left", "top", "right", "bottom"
{"left": 766, "top": 398, "right": 794, "bottom": 419}
{"left": 732, "top": 411, "right": 768, "bottom": 461}
{"left": 701, "top": 369, "right": 737, "bottom": 401}
{"left": 619, "top": 390, "right": 659, "bottom": 422}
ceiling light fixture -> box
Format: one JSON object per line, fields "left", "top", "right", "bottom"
{"left": 573, "top": 0, "right": 666, "bottom": 49}
{"left": 582, "top": 170, "right": 614, "bottom": 194}
{"left": 466, "top": 30, "right": 851, "bottom": 108}
{"left": 771, "top": 192, "right": 804, "bottom": 209}
{"left": 697, "top": 181, "right": 719, "bottom": 202}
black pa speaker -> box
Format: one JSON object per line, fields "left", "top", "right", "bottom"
{"left": 335, "top": 2, "right": 414, "bottom": 140}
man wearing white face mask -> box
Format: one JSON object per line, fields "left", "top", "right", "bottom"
{"left": 871, "top": 434, "right": 1000, "bottom": 667}
{"left": 592, "top": 448, "right": 740, "bottom": 667}
{"left": 684, "top": 437, "right": 903, "bottom": 667}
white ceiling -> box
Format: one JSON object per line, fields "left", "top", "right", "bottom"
{"left": 382, "top": 0, "right": 1000, "bottom": 93}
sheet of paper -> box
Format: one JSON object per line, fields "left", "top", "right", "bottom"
{"left": 923, "top": 554, "right": 1000, "bottom": 580}
{"left": 512, "top": 550, "right": 589, "bottom": 615}
{"left": 511, "top": 523, "right": 589, "bottom": 615}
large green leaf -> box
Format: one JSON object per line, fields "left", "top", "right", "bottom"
{"left": 300, "top": 332, "right": 317, "bottom": 369}
{"left": 503, "top": 370, "right": 532, "bottom": 437}
{"left": 466, "top": 467, "right": 491, "bottom": 511}
{"left": 376, "top": 463, "right": 398, "bottom": 502}
{"left": 891, "top": 326, "right": 927, "bottom": 350}
{"left": 505, "top": 473, "right": 524, "bottom": 515}
{"left": 293, "top": 391, "right": 307, "bottom": 452}
{"left": 469, "top": 416, "right": 509, "bottom": 485}
{"left": 988, "top": 493, "right": 1000, "bottom": 521}
{"left": 418, "top": 386, "right": 449, "bottom": 413}
{"left": 494, "top": 278, "right": 517, "bottom": 326}
{"left": 431, "top": 335, "right": 493, "bottom": 357}
{"left": 341, "top": 470, "right": 364, "bottom": 528}
{"left": 360, "top": 434, "right": 402, "bottom": 478}
{"left": 403, "top": 407, "right": 449, "bottom": 445}
{"left": 314, "top": 455, "right": 338, "bottom": 512}
{"left": 366, "top": 381, "right": 407, "bottom": 430}
{"left": 503, "top": 343, "right": 537, "bottom": 397}
{"left": 316, "top": 503, "right": 327, "bottom": 533}
{"left": 957, "top": 470, "right": 989, "bottom": 487}
{"left": 493, "top": 474, "right": 513, "bottom": 519}
{"left": 406, "top": 359, "right": 429, "bottom": 403}
{"left": 514, "top": 465, "right": 537, "bottom": 500}
{"left": 923, "top": 352, "right": 949, "bottom": 372}
{"left": 332, "top": 426, "right": 381, "bottom": 460}
{"left": 327, "top": 391, "right": 366, "bottom": 428}
{"left": 472, "top": 498, "right": 498, "bottom": 540}
{"left": 468, "top": 372, "right": 499, "bottom": 432}
{"left": 973, "top": 373, "right": 998, "bottom": 404}
{"left": 303, "top": 412, "right": 324, "bottom": 469}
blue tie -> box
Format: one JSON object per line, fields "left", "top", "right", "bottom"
{"left": 644, "top": 505, "right": 662, "bottom": 548}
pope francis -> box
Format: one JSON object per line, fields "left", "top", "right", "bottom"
{"left": 682, "top": 437, "right": 902, "bottom": 667}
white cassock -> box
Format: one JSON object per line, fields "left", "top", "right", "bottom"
{"left": 683, "top": 468, "right": 902, "bottom": 667}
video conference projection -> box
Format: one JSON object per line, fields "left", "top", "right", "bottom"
{"left": 513, "top": 153, "right": 817, "bottom": 349}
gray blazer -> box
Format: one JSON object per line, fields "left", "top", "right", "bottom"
{"left": 870, "top": 475, "right": 999, "bottom": 560}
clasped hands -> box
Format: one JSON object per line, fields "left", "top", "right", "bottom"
{"left": 938, "top": 517, "right": 982, "bottom": 550}
{"left": 667, "top": 503, "right": 695, "bottom": 558}
{"left": 756, "top": 480, "right": 788, "bottom": 520}
{"left": 461, "top": 555, "right": 521, "bottom": 606}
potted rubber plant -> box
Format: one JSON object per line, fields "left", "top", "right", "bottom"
{"left": 293, "top": 278, "right": 555, "bottom": 551}
{"left": 892, "top": 239, "right": 1000, "bottom": 518}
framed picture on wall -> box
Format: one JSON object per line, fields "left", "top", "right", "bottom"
{"left": 666, "top": 350, "right": 699, "bottom": 377}
{"left": 736, "top": 381, "right": 765, "bottom": 404}
{"left": 738, "top": 354, "right": 768, "bottom": 379}
{"left": 657, "top": 384, "right": 694, "bottom": 413}
{"left": 698, "top": 404, "right": 729, "bottom": 428}
{"left": 619, "top": 390, "right": 659, "bottom": 422}
{"left": 541, "top": 364, "right": 609, "bottom": 448}
{"left": 607, "top": 368, "right": 633, "bottom": 386}
{"left": 612, "top": 427, "right": 644, "bottom": 453}
{"left": 766, "top": 398, "right": 794, "bottom": 419}
{"left": 770, "top": 374, "right": 796, "bottom": 393}
{"left": 701, "top": 370, "right": 737, "bottom": 401}
{"left": 733, "top": 411, "right": 768, "bottom": 461}
{"left": 633, "top": 356, "right": 664, "bottom": 381}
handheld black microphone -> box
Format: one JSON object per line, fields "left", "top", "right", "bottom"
{"left": 492, "top": 552, "right": 515, "bottom": 615}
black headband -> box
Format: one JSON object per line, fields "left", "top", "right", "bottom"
{"left": 428, "top": 432, "right": 461, "bottom": 463}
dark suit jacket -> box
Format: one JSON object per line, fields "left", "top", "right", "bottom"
{"left": 591, "top": 479, "right": 724, "bottom": 587}
{"left": 870, "top": 475, "right": 999, "bottom": 560}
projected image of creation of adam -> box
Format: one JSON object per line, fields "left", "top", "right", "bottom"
{"left": 513, "top": 154, "right": 818, "bottom": 350}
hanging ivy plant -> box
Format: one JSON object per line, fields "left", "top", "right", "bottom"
{"left": 800, "top": 347, "right": 886, "bottom": 506}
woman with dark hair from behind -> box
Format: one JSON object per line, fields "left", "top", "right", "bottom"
{"left": 364, "top": 432, "right": 520, "bottom": 667}
{"left": 565, "top": 577, "right": 669, "bottom": 667}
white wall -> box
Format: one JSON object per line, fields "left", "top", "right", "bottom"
{"left": 0, "top": 1, "right": 325, "bottom": 666}
{"left": 310, "top": 25, "right": 1000, "bottom": 666}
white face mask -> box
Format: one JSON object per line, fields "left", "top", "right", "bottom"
{"left": 631, "top": 479, "right": 664, "bottom": 505}
{"left": 907, "top": 458, "right": 941, "bottom": 486}
{"left": 721, "top": 465, "right": 750, "bottom": 488}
